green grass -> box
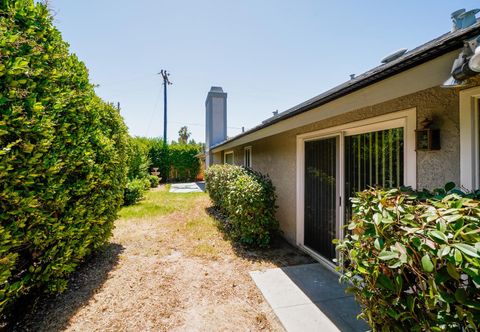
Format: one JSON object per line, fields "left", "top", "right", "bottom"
{"left": 119, "top": 188, "right": 206, "bottom": 220}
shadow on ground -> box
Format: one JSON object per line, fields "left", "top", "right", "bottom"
{"left": 205, "top": 206, "right": 314, "bottom": 267}
{"left": 8, "top": 243, "right": 124, "bottom": 332}
{"left": 281, "top": 264, "right": 368, "bottom": 331}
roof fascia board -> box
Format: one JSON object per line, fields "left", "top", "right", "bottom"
{"left": 212, "top": 50, "right": 458, "bottom": 152}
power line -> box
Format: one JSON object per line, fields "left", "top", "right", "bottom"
{"left": 145, "top": 88, "right": 163, "bottom": 137}
{"left": 97, "top": 74, "right": 157, "bottom": 87}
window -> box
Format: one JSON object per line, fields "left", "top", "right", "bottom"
{"left": 244, "top": 146, "right": 252, "bottom": 168}
{"left": 224, "top": 151, "right": 234, "bottom": 165}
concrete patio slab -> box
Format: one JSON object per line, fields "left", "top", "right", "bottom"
{"left": 250, "top": 263, "right": 368, "bottom": 332}
{"left": 169, "top": 182, "right": 204, "bottom": 193}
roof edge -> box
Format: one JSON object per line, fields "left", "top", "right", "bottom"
{"left": 211, "top": 23, "right": 480, "bottom": 150}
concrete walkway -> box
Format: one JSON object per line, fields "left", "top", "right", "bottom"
{"left": 250, "top": 263, "right": 368, "bottom": 332}
{"left": 169, "top": 182, "right": 205, "bottom": 193}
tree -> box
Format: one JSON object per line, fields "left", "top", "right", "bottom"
{"left": 178, "top": 126, "right": 191, "bottom": 144}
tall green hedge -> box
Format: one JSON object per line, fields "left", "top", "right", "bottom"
{"left": 205, "top": 164, "right": 278, "bottom": 247}
{"left": 0, "top": 0, "right": 129, "bottom": 312}
{"left": 168, "top": 144, "right": 201, "bottom": 182}
{"left": 336, "top": 186, "right": 480, "bottom": 331}
{"left": 131, "top": 137, "right": 201, "bottom": 182}
{"left": 147, "top": 138, "right": 169, "bottom": 181}
{"left": 127, "top": 137, "right": 150, "bottom": 181}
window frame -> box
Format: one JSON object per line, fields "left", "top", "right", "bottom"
{"left": 224, "top": 151, "right": 234, "bottom": 165}
{"left": 244, "top": 146, "right": 252, "bottom": 168}
{"left": 459, "top": 86, "right": 480, "bottom": 191}
{"left": 295, "top": 108, "right": 417, "bottom": 266}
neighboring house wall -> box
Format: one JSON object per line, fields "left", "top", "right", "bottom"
{"left": 216, "top": 82, "right": 480, "bottom": 244}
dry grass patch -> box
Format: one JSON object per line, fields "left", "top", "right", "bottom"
{"left": 12, "top": 185, "right": 313, "bottom": 331}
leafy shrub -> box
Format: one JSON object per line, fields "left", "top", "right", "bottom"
{"left": 0, "top": 0, "right": 129, "bottom": 312}
{"left": 147, "top": 138, "right": 169, "bottom": 182}
{"left": 123, "top": 179, "right": 146, "bottom": 206}
{"left": 168, "top": 144, "right": 201, "bottom": 182}
{"left": 205, "top": 164, "right": 278, "bottom": 247}
{"left": 131, "top": 137, "right": 201, "bottom": 183}
{"left": 336, "top": 186, "right": 480, "bottom": 331}
{"left": 148, "top": 175, "right": 160, "bottom": 188}
{"left": 127, "top": 137, "right": 150, "bottom": 181}
{"left": 204, "top": 164, "right": 245, "bottom": 213}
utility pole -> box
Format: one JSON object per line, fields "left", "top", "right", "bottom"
{"left": 158, "top": 70, "right": 172, "bottom": 144}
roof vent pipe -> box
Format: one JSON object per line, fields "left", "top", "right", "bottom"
{"left": 452, "top": 9, "right": 466, "bottom": 31}
{"left": 459, "top": 9, "right": 480, "bottom": 29}
{"left": 451, "top": 9, "right": 480, "bottom": 31}
{"left": 381, "top": 48, "right": 408, "bottom": 64}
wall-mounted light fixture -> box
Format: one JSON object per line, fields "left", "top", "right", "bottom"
{"left": 415, "top": 118, "right": 440, "bottom": 151}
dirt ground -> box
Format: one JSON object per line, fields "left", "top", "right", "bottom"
{"left": 12, "top": 186, "right": 313, "bottom": 332}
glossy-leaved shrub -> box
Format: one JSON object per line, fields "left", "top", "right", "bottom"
{"left": 336, "top": 186, "right": 480, "bottom": 331}
{"left": 205, "top": 164, "right": 278, "bottom": 247}
{"left": 0, "top": 0, "right": 129, "bottom": 312}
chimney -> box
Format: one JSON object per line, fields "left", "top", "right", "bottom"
{"left": 205, "top": 86, "right": 227, "bottom": 166}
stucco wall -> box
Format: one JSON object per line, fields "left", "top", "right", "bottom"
{"left": 216, "top": 83, "right": 480, "bottom": 244}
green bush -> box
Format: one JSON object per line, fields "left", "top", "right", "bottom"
{"left": 0, "top": 0, "right": 129, "bottom": 312}
{"left": 336, "top": 186, "right": 480, "bottom": 331}
{"left": 148, "top": 175, "right": 159, "bottom": 188}
{"left": 147, "top": 138, "right": 169, "bottom": 182}
{"left": 205, "top": 164, "right": 278, "bottom": 247}
{"left": 131, "top": 138, "right": 200, "bottom": 183}
{"left": 205, "top": 164, "right": 246, "bottom": 214}
{"left": 123, "top": 179, "right": 146, "bottom": 206}
{"left": 168, "top": 144, "right": 201, "bottom": 182}
{"left": 127, "top": 137, "right": 150, "bottom": 181}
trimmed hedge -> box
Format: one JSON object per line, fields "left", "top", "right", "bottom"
{"left": 0, "top": 0, "right": 129, "bottom": 312}
{"left": 147, "top": 138, "right": 169, "bottom": 181}
{"left": 126, "top": 137, "right": 150, "bottom": 181}
{"left": 168, "top": 144, "right": 201, "bottom": 182}
{"left": 336, "top": 186, "right": 480, "bottom": 331}
{"left": 205, "top": 164, "right": 278, "bottom": 247}
{"left": 130, "top": 137, "right": 201, "bottom": 183}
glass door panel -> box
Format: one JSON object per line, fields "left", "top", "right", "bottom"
{"left": 304, "top": 137, "right": 337, "bottom": 260}
{"left": 344, "top": 128, "right": 404, "bottom": 223}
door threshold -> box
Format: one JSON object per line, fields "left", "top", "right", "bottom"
{"left": 298, "top": 245, "right": 342, "bottom": 277}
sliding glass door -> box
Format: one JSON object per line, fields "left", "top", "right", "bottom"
{"left": 302, "top": 126, "right": 405, "bottom": 261}
{"left": 304, "top": 137, "right": 337, "bottom": 261}
{"left": 344, "top": 128, "right": 404, "bottom": 222}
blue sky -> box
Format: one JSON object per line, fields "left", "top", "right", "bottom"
{"left": 48, "top": 1, "right": 479, "bottom": 142}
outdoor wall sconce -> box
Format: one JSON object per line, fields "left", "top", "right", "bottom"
{"left": 415, "top": 118, "right": 440, "bottom": 151}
